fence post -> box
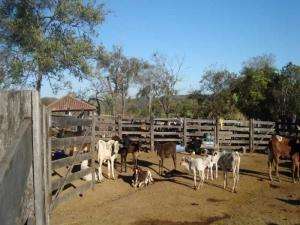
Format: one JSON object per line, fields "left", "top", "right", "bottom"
{"left": 31, "top": 91, "right": 47, "bottom": 225}
{"left": 215, "top": 117, "right": 220, "bottom": 150}
{"left": 91, "top": 114, "right": 96, "bottom": 189}
{"left": 183, "top": 118, "right": 187, "bottom": 147}
{"left": 249, "top": 118, "right": 254, "bottom": 153}
{"left": 118, "top": 115, "right": 122, "bottom": 139}
{"left": 150, "top": 117, "right": 154, "bottom": 151}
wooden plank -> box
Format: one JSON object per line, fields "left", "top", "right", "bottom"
{"left": 253, "top": 120, "right": 275, "bottom": 125}
{"left": 219, "top": 140, "right": 250, "bottom": 144}
{"left": 154, "top": 125, "right": 181, "bottom": 129}
{"left": 186, "top": 125, "right": 201, "bottom": 129}
{"left": 198, "top": 119, "right": 215, "bottom": 124}
{"left": 118, "top": 116, "right": 122, "bottom": 138}
{"left": 219, "top": 126, "right": 250, "bottom": 131}
{"left": 254, "top": 134, "right": 272, "bottom": 138}
{"left": 121, "top": 124, "right": 150, "bottom": 128}
{"left": 32, "top": 91, "right": 47, "bottom": 225}
{"left": 51, "top": 181, "right": 92, "bottom": 209}
{"left": 122, "top": 131, "right": 150, "bottom": 135}
{"left": 154, "top": 138, "right": 182, "bottom": 142}
{"left": 51, "top": 168, "right": 93, "bottom": 191}
{"left": 150, "top": 118, "right": 154, "bottom": 151}
{"left": 199, "top": 125, "right": 215, "bottom": 130}
{"left": 154, "top": 132, "right": 181, "bottom": 135}
{"left": 183, "top": 118, "right": 187, "bottom": 147}
{"left": 154, "top": 117, "right": 180, "bottom": 121}
{"left": 254, "top": 128, "right": 275, "bottom": 132}
{"left": 51, "top": 116, "right": 92, "bottom": 127}
{"left": 253, "top": 141, "right": 269, "bottom": 145}
{"left": 230, "top": 133, "right": 249, "bottom": 138}
{"left": 91, "top": 115, "right": 96, "bottom": 189}
{"left": 249, "top": 118, "right": 254, "bottom": 153}
{"left": 52, "top": 152, "right": 91, "bottom": 170}
{"left": 42, "top": 107, "right": 51, "bottom": 224}
{"left": 51, "top": 136, "right": 92, "bottom": 149}
{"left": 220, "top": 145, "right": 249, "bottom": 150}
{"left": 0, "top": 119, "right": 33, "bottom": 225}
{"left": 0, "top": 91, "right": 32, "bottom": 160}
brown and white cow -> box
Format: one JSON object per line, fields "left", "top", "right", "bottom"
{"left": 268, "top": 135, "right": 300, "bottom": 182}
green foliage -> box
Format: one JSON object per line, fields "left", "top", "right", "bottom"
{"left": 0, "top": 0, "right": 106, "bottom": 92}
{"left": 234, "top": 55, "right": 277, "bottom": 119}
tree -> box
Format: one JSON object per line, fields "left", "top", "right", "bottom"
{"left": 194, "top": 68, "right": 238, "bottom": 118}
{"left": 96, "top": 46, "right": 146, "bottom": 116}
{"left": 267, "top": 62, "right": 300, "bottom": 121}
{"left": 137, "top": 53, "right": 181, "bottom": 117}
{"left": 0, "top": 0, "right": 106, "bottom": 93}
{"left": 77, "top": 74, "right": 113, "bottom": 115}
{"left": 234, "top": 54, "right": 277, "bottom": 119}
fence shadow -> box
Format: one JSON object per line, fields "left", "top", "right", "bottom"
{"left": 239, "top": 168, "right": 269, "bottom": 180}
{"left": 276, "top": 198, "right": 300, "bottom": 206}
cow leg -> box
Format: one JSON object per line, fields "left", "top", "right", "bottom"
{"left": 111, "top": 159, "right": 115, "bottom": 180}
{"left": 107, "top": 160, "right": 111, "bottom": 179}
{"left": 98, "top": 159, "right": 104, "bottom": 182}
{"left": 193, "top": 169, "right": 197, "bottom": 189}
{"left": 215, "top": 163, "right": 218, "bottom": 179}
{"left": 223, "top": 171, "right": 227, "bottom": 189}
{"left": 275, "top": 157, "right": 280, "bottom": 182}
{"left": 120, "top": 154, "right": 124, "bottom": 173}
{"left": 172, "top": 154, "right": 177, "bottom": 170}
{"left": 291, "top": 163, "right": 295, "bottom": 183}
{"left": 232, "top": 167, "right": 236, "bottom": 192}
{"left": 124, "top": 153, "right": 127, "bottom": 173}
{"left": 297, "top": 164, "right": 300, "bottom": 182}
{"left": 268, "top": 149, "right": 274, "bottom": 181}
{"left": 158, "top": 159, "right": 161, "bottom": 176}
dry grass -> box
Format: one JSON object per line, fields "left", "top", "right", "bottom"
{"left": 51, "top": 152, "right": 300, "bottom": 225}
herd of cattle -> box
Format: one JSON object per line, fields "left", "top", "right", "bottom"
{"left": 72, "top": 133, "right": 300, "bottom": 193}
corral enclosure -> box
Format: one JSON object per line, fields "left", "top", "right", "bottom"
{"left": 1, "top": 90, "right": 295, "bottom": 225}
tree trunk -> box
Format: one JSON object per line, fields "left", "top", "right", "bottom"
{"left": 148, "top": 94, "right": 152, "bottom": 118}
{"left": 35, "top": 73, "right": 43, "bottom": 94}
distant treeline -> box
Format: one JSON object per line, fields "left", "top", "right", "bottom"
{"left": 123, "top": 55, "right": 300, "bottom": 122}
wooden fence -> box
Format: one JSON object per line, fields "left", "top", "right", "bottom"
{"left": 0, "top": 91, "right": 50, "bottom": 225}
{"left": 91, "top": 116, "right": 275, "bottom": 152}
{"left": 49, "top": 115, "right": 96, "bottom": 210}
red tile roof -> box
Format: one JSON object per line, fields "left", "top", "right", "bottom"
{"left": 48, "top": 95, "right": 96, "bottom": 112}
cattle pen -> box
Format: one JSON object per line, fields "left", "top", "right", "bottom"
{"left": 0, "top": 90, "right": 289, "bottom": 225}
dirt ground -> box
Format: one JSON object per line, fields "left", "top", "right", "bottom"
{"left": 51, "top": 152, "right": 300, "bottom": 225}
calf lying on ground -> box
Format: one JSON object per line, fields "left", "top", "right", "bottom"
{"left": 180, "top": 156, "right": 211, "bottom": 189}
{"left": 131, "top": 166, "right": 154, "bottom": 188}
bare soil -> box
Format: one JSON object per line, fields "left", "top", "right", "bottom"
{"left": 51, "top": 152, "right": 300, "bottom": 225}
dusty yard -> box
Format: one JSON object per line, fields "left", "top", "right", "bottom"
{"left": 51, "top": 152, "right": 300, "bottom": 225}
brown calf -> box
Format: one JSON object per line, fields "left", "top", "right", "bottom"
{"left": 268, "top": 135, "right": 299, "bottom": 182}
{"left": 155, "top": 142, "right": 177, "bottom": 176}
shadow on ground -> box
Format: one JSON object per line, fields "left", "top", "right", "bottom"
{"left": 131, "top": 214, "right": 231, "bottom": 225}
{"left": 276, "top": 198, "right": 300, "bottom": 206}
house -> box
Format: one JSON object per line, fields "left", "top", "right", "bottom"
{"left": 47, "top": 94, "right": 96, "bottom": 117}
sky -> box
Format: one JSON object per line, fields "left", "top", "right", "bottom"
{"left": 41, "top": 0, "right": 300, "bottom": 97}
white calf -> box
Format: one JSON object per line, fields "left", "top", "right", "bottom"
{"left": 218, "top": 151, "right": 240, "bottom": 192}
{"left": 97, "top": 140, "right": 119, "bottom": 181}
{"left": 81, "top": 160, "right": 97, "bottom": 181}
{"left": 206, "top": 151, "right": 221, "bottom": 180}
{"left": 180, "top": 156, "right": 211, "bottom": 189}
